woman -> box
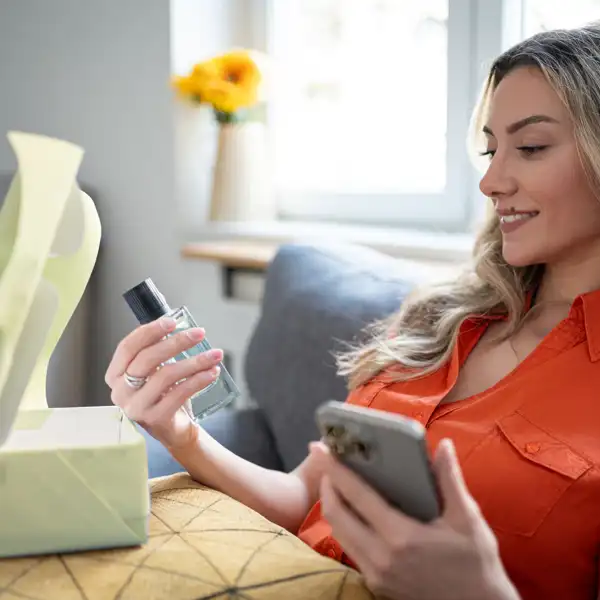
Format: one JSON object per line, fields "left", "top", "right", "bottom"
{"left": 106, "top": 23, "right": 600, "bottom": 600}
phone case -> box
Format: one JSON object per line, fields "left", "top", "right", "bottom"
{"left": 315, "top": 401, "right": 440, "bottom": 522}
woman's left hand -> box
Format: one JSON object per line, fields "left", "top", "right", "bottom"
{"left": 311, "top": 438, "right": 520, "bottom": 600}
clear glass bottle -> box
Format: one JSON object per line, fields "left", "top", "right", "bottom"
{"left": 123, "top": 278, "right": 240, "bottom": 421}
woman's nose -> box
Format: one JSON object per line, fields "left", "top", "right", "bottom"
{"left": 479, "top": 155, "right": 517, "bottom": 199}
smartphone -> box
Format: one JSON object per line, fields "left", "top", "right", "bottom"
{"left": 315, "top": 400, "right": 441, "bottom": 523}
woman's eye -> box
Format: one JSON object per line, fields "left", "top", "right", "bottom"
{"left": 478, "top": 145, "right": 548, "bottom": 160}
{"left": 518, "top": 145, "right": 548, "bottom": 156}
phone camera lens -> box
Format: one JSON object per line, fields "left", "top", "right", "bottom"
{"left": 352, "top": 441, "right": 371, "bottom": 460}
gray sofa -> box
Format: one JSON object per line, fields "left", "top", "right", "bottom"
{"left": 144, "top": 241, "right": 434, "bottom": 477}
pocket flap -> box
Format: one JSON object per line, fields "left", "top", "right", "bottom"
{"left": 497, "top": 413, "right": 591, "bottom": 480}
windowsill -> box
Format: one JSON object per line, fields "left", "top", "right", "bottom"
{"left": 182, "top": 240, "right": 278, "bottom": 270}
{"left": 181, "top": 219, "right": 475, "bottom": 268}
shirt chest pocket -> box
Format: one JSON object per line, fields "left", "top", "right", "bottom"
{"left": 463, "top": 412, "right": 592, "bottom": 537}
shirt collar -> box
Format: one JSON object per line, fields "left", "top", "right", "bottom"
{"left": 574, "top": 289, "right": 600, "bottom": 362}
{"left": 474, "top": 288, "right": 600, "bottom": 362}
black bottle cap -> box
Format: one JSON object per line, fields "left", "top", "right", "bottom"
{"left": 123, "top": 278, "right": 172, "bottom": 325}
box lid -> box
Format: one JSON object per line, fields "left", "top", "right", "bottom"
{"left": 0, "top": 131, "right": 85, "bottom": 446}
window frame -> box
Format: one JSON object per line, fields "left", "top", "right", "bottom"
{"left": 259, "top": 0, "right": 525, "bottom": 232}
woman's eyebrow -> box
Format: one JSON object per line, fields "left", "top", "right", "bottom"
{"left": 483, "top": 114, "right": 560, "bottom": 136}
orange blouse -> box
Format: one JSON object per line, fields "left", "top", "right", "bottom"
{"left": 297, "top": 290, "right": 600, "bottom": 600}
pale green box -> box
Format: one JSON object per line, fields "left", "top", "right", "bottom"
{"left": 0, "top": 405, "right": 149, "bottom": 557}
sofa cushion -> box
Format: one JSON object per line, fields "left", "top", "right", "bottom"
{"left": 244, "top": 242, "right": 430, "bottom": 471}
{"left": 0, "top": 473, "right": 370, "bottom": 600}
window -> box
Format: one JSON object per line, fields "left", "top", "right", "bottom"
{"left": 265, "top": 0, "right": 600, "bottom": 231}
{"left": 524, "top": 0, "right": 600, "bottom": 36}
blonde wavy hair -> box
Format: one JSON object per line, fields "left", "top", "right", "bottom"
{"left": 337, "top": 21, "right": 600, "bottom": 390}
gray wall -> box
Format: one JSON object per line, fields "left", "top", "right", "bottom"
{"left": 0, "top": 0, "right": 184, "bottom": 406}
{"left": 0, "top": 0, "right": 259, "bottom": 407}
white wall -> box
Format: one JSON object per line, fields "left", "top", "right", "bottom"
{"left": 170, "top": 0, "right": 262, "bottom": 240}
{"left": 0, "top": 0, "right": 259, "bottom": 407}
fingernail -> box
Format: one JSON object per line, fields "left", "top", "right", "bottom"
{"left": 209, "top": 349, "right": 223, "bottom": 361}
{"left": 441, "top": 438, "right": 455, "bottom": 453}
{"left": 186, "top": 328, "right": 205, "bottom": 341}
{"left": 309, "top": 441, "right": 322, "bottom": 453}
{"left": 160, "top": 317, "right": 176, "bottom": 331}
{"left": 211, "top": 366, "right": 221, "bottom": 379}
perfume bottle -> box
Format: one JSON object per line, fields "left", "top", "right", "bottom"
{"left": 123, "top": 278, "right": 240, "bottom": 421}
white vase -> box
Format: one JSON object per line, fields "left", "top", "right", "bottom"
{"left": 209, "top": 121, "right": 275, "bottom": 222}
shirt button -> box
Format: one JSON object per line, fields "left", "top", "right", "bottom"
{"left": 525, "top": 442, "right": 541, "bottom": 455}
{"left": 321, "top": 540, "right": 341, "bottom": 560}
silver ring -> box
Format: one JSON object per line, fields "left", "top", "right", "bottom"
{"left": 123, "top": 371, "right": 148, "bottom": 390}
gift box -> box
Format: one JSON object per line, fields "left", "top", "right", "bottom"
{"left": 0, "top": 131, "right": 149, "bottom": 557}
{"left": 0, "top": 407, "right": 149, "bottom": 557}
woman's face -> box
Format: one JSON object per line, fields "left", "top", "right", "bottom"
{"left": 479, "top": 66, "right": 600, "bottom": 268}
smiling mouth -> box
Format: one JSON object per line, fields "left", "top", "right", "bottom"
{"left": 499, "top": 211, "right": 539, "bottom": 224}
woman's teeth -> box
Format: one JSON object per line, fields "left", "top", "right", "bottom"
{"left": 501, "top": 212, "right": 538, "bottom": 223}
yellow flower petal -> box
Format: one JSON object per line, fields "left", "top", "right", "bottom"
{"left": 171, "top": 75, "right": 201, "bottom": 99}
{"left": 201, "top": 82, "right": 250, "bottom": 113}
{"left": 172, "top": 50, "right": 263, "bottom": 113}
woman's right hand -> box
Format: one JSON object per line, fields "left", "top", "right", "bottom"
{"left": 104, "top": 316, "right": 223, "bottom": 449}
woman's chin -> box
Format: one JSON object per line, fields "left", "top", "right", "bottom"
{"left": 501, "top": 244, "right": 541, "bottom": 268}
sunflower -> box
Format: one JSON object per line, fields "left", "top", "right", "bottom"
{"left": 172, "top": 50, "right": 262, "bottom": 115}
